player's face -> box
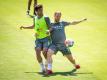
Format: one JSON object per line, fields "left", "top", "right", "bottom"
{"left": 36, "top": 8, "right": 43, "bottom": 16}
{"left": 54, "top": 13, "right": 61, "bottom": 23}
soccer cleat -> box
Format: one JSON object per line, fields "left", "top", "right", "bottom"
{"left": 42, "top": 70, "right": 46, "bottom": 73}
{"left": 75, "top": 64, "right": 80, "bottom": 69}
{"left": 39, "top": 69, "right": 46, "bottom": 74}
{"left": 45, "top": 70, "right": 53, "bottom": 75}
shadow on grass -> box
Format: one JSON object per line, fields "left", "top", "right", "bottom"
{"left": 43, "top": 69, "right": 77, "bottom": 77}
{"left": 24, "top": 69, "right": 93, "bottom": 77}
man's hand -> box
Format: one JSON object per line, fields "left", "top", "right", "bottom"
{"left": 82, "top": 18, "right": 87, "bottom": 22}
{"left": 26, "top": 10, "right": 30, "bottom": 15}
{"left": 20, "top": 26, "right": 24, "bottom": 30}
{"left": 46, "top": 30, "right": 50, "bottom": 35}
{"left": 34, "top": 33, "right": 38, "bottom": 38}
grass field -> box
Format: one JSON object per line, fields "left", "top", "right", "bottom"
{"left": 0, "top": 0, "right": 107, "bottom": 80}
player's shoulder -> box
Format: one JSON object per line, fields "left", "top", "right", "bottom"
{"left": 61, "top": 20, "right": 67, "bottom": 23}
{"left": 44, "top": 15, "right": 49, "bottom": 19}
{"left": 59, "top": 21, "right": 65, "bottom": 25}
{"left": 34, "top": 15, "right": 38, "bottom": 19}
{"left": 50, "top": 21, "right": 55, "bottom": 25}
{"left": 44, "top": 15, "right": 50, "bottom": 22}
{"left": 61, "top": 20, "right": 69, "bottom": 24}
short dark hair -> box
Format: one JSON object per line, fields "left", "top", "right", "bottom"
{"left": 54, "top": 11, "right": 61, "bottom": 16}
{"left": 35, "top": 4, "right": 43, "bottom": 11}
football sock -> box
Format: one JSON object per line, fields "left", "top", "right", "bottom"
{"left": 39, "top": 62, "right": 45, "bottom": 71}
{"left": 47, "top": 63, "right": 52, "bottom": 70}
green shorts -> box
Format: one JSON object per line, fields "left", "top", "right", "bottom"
{"left": 49, "top": 43, "right": 71, "bottom": 55}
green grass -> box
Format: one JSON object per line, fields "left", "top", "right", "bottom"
{"left": 0, "top": 0, "right": 107, "bottom": 80}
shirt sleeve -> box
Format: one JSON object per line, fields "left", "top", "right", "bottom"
{"left": 44, "top": 16, "right": 51, "bottom": 29}
{"left": 62, "top": 21, "right": 71, "bottom": 27}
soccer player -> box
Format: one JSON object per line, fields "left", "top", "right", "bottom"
{"left": 46, "top": 11, "right": 87, "bottom": 74}
{"left": 20, "top": 4, "right": 51, "bottom": 73}
{"left": 27, "top": 0, "right": 37, "bottom": 15}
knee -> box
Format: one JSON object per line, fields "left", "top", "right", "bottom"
{"left": 43, "top": 48, "right": 48, "bottom": 53}
{"left": 47, "top": 49, "right": 54, "bottom": 57}
{"left": 35, "top": 47, "right": 41, "bottom": 52}
{"left": 35, "top": 48, "right": 41, "bottom": 56}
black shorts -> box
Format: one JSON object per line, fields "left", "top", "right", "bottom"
{"left": 49, "top": 43, "right": 71, "bottom": 55}
{"left": 35, "top": 37, "right": 50, "bottom": 50}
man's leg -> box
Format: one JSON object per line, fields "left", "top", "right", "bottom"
{"left": 35, "top": 47, "right": 45, "bottom": 72}
{"left": 65, "top": 54, "right": 76, "bottom": 67}
{"left": 45, "top": 44, "right": 57, "bottom": 75}
{"left": 35, "top": 40, "right": 45, "bottom": 72}
{"left": 65, "top": 54, "right": 80, "bottom": 69}
{"left": 45, "top": 49, "right": 54, "bottom": 75}
{"left": 47, "top": 44, "right": 57, "bottom": 71}
{"left": 42, "top": 37, "right": 50, "bottom": 70}
{"left": 60, "top": 45, "right": 80, "bottom": 69}
{"left": 42, "top": 48, "right": 47, "bottom": 59}
{"left": 35, "top": 47, "right": 42, "bottom": 63}
{"left": 42, "top": 37, "right": 50, "bottom": 59}
{"left": 47, "top": 49, "right": 54, "bottom": 70}
{"left": 42, "top": 48, "right": 48, "bottom": 70}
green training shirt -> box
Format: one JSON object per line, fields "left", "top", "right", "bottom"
{"left": 34, "top": 16, "right": 49, "bottom": 39}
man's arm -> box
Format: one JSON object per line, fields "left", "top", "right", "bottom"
{"left": 20, "top": 24, "right": 34, "bottom": 30}
{"left": 70, "top": 18, "right": 87, "bottom": 25}
{"left": 34, "top": 0, "right": 37, "bottom": 15}
{"left": 27, "top": 0, "right": 32, "bottom": 15}
{"left": 44, "top": 17, "right": 52, "bottom": 34}
{"left": 27, "top": 0, "right": 37, "bottom": 15}
{"left": 45, "top": 17, "right": 51, "bottom": 29}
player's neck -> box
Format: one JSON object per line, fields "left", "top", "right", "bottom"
{"left": 37, "top": 14, "right": 43, "bottom": 18}
{"left": 55, "top": 21, "right": 60, "bottom": 23}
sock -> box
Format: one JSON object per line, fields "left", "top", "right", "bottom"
{"left": 39, "top": 62, "right": 45, "bottom": 71}
{"left": 73, "top": 64, "right": 76, "bottom": 67}
{"left": 47, "top": 63, "right": 52, "bottom": 70}
{"left": 45, "top": 61, "right": 48, "bottom": 69}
